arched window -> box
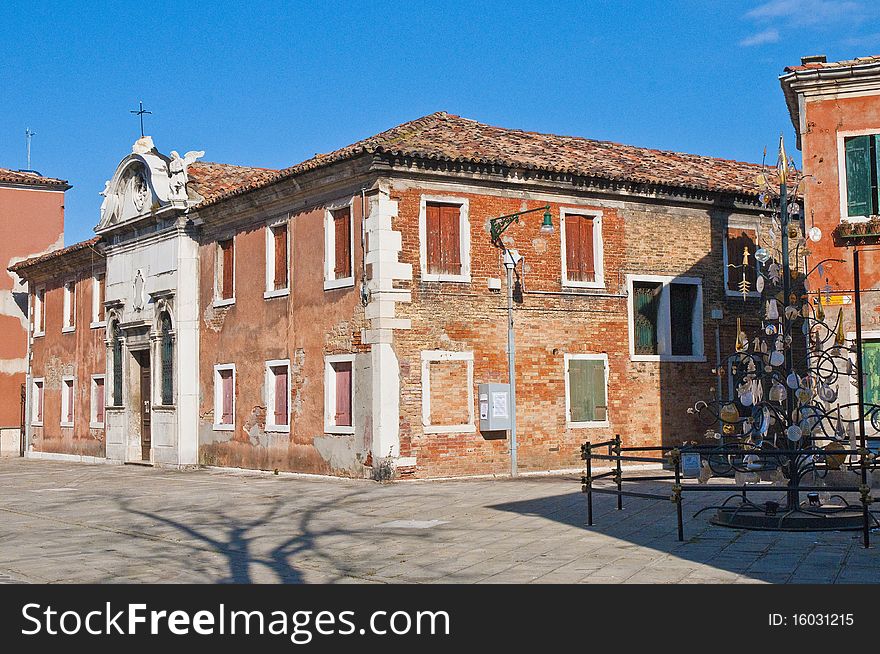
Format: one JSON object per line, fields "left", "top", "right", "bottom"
{"left": 111, "top": 321, "right": 123, "bottom": 406}
{"left": 160, "top": 313, "right": 174, "bottom": 405}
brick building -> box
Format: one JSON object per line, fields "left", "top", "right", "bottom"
{"left": 11, "top": 114, "right": 768, "bottom": 477}
{"left": 0, "top": 167, "right": 67, "bottom": 456}
{"left": 780, "top": 54, "right": 880, "bottom": 414}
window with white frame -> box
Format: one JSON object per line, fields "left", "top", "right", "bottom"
{"left": 62, "top": 279, "right": 76, "bottom": 331}
{"left": 91, "top": 273, "right": 105, "bottom": 326}
{"left": 565, "top": 354, "right": 609, "bottom": 426}
{"left": 265, "top": 221, "right": 290, "bottom": 297}
{"left": 33, "top": 287, "right": 46, "bottom": 336}
{"left": 32, "top": 378, "right": 44, "bottom": 425}
{"left": 421, "top": 350, "right": 475, "bottom": 433}
{"left": 213, "top": 364, "right": 236, "bottom": 429}
{"left": 840, "top": 132, "right": 880, "bottom": 220}
{"left": 215, "top": 238, "right": 235, "bottom": 305}
{"left": 61, "top": 376, "right": 75, "bottom": 426}
{"left": 419, "top": 196, "right": 470, "bottom": 282}
{"left": 561, "top": 208, "right": 604, "bottom": 287}
{"left": 324, "top": 354, "right": 355, "bottom": 433}
{"left": 324, "top": 205, "right": 353, "bottom": 290}
{"left": 628, "top": 276, "right": 704, "bottom": 361}
{"left": 265, "top": 360, "right": 290, "bottom": 432}
{"left": 91, "top": 375, "right": 105, "bottom": 428}
{"left": 723, "top": 222, "right": 759, "bottom": 296}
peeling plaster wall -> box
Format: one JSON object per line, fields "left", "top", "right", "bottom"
{"left": 29, "top": 265, "right": 107, "bottom": 458}
{"left": 0, "top": 185, "right": 65, "bottom": 428}
{"left": 197, "top": 192, "right": 371, "bottom": 476}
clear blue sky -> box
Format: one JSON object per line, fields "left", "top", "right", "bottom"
{"left": 2, "top": 0, "right": 879, "bottom": 244}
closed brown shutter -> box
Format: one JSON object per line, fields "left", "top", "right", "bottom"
{"left": 565, "top": 216, "right": 581, "bottom": 281}
{"left": 98, "top": 275, "right": 105, "bottom": 321}
{"left": 274, "top": 225, "right": 288, "bottom": 290}
{"left": 566, "top": 215, "right": 595, "bottom": 282}
{"left": 220, "top": 240, "right": 234, "bottom": 299}
{"left": 426, "top": 203, "right": 441, "bottom": 273}
{"left": 274, "top": 367, "right": 288, "bottom": 426}
{"left": 440, "top": 204, "right": 461, "bottom": 274}
{"left": 580, "top": 217, "right": 595, "bottom": 282}
{"left": 333, "top": 209, "right": 351, "bottom": 278}
{"left": 95, "top": 378, "right": 104, "bottom": 424}
{"left": 221, "top": 371, "right": 234, "bottom": 424}
{"left": 334, "top": 362, "right": 352, "bottom": 427}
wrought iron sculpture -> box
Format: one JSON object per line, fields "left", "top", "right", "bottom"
{"left": 689, "top": 137, "right": 878, "bottom": 533}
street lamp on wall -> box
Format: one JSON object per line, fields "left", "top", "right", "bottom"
{"left": 488, "top": 204, "right": 554, "bottom": 477}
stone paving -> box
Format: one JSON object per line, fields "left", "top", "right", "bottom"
{"left": 0, "top": 458, "right": 877, "bottom": 584}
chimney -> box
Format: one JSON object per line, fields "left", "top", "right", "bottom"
{"left": 800, "top": 54, "right": 827, "bottom": 65}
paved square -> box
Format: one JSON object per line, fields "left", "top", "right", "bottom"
{"left": 0, "top": 458, "right": 876, "bottom": 583}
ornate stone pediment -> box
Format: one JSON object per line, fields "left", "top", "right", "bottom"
{"left": 97, "top": 136, "right": 204, "bottom": 232}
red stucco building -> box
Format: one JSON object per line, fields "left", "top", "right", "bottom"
{"left": 781, "top": 54, "right": 880, "bottom": 410}
{"left": 12, "top": 117, "right": 769, "bottom": 477}
{"left": 0, "top": 167, "right": 67, "bottom": 456}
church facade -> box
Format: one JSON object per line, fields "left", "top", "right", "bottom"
{"left": 12, "top": 113, "right": 771, "bottom": 478}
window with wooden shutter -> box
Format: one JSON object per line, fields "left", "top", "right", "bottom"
{"left": 272, "top": 365, "right": 288, "bottom": 426}
{"left": 33, "top": 380, "right": 44, "bottom": 423}
{"left": 670, "top": 283, "right": 696, "bottom": 356}
{"left": 94, "top": 378, "right": 105, "bottom": 425}
{"left": 218, "top": 239, "right": 234, "bottom": 299}
{"left": 567, "top": 357, "right": 607, "bottom": 423}
{"left": 34, "top": 288, "right": 45, "bottom": 333}
{"left": 425, "top": 202, "right": 463, "bottom": 276}
{"left": 332, "top": 208, "right": 352, "bottom": 279}
{"left": 62, "top": 378, "right": 74, "bottom": 424}
{"left": 93, "top": 274, "right": 105, "bottom": 323}
{"left": 333, "top": 361, "right": 353, "bottom": 427}
{"left": 845, "top": 135, "right": 880, "bottom": 218}
{"left": 633, "top": 282, "right": 661, "bottom": 355}
{"left": 111, "top": 322, "right": 123, "bottom": 406}
{"left": 63, "top": 280, "right": 75, "bottom": 329}
{"left": 725, "top": 227, "right": 758, "bottom": 293}
{"left": 219, "top": 369, "right": 234, "bottom": 425}
{"left": 565, "top": 214, "right": 596, "bottom": 283}
{"left": 160, "top": 313, "right": 173, "bottom": 405}
{"left": 273, "top": 224, "right": 288, "bottom": 290}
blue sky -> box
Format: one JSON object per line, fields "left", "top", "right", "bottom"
{"left": 2, "top": 0, "right": 879, "bottom": 244}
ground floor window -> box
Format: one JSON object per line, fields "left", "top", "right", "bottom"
{"left": 325, "top": 355, "right": 354, "bottom": 433}
{"left": 420, "top": 350, "right": 475, "bottom": 433}
{"left": 213, "top": 364, "right": 236, "bottom": 430}
{"left": 565, "top": 354, "right": 609, "bottom": 426}
{"left": 61, "top": 377, "right": 75, "bottom": 427}
{"left": 32, "top": 379, "right": 44, "bottom": 425}
{"left": 265, "top": 360, "right": 290, "bottom": 432}
{"left": 91, "top": 375, "right": 105, "bottom": 428}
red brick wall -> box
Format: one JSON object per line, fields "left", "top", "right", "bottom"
{"left": 29, "top": 264, "right": 106, "bottom": 457}
{"left": 799, "top": 93, "right": 880, "bottom": 332}
{"left": 389, "top": 183, "right": 759, "bottom": 477}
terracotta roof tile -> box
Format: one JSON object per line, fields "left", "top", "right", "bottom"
{"left": 195, "top": 113, "right": 768, "bottom": 209}
{"left": 8, "top": 237, "right": 102, "bottom": 273}
{"left": 785, "top": 54, "right": 880, "bottom": 72}
{"left": 0, "top": 166, "right": 68, "bottom": 188}
{"left": 187, "top": 161, "right": 278, "bottom": 204}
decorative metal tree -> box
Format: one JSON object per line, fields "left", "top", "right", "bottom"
{"left": 690, "top": 137, "right": 878, "bottom": 533}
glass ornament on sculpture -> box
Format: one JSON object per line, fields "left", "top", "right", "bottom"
{"left": 689, "top": 136, "right": 880, "bottom": 528}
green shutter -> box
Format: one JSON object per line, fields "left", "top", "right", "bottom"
{"left": 875, "top": 135, "right": 880, "bottom": 215}
{"left": 633, "top": 282, "right": 660, "bottom": 355}
{"left": 846, "top": 135, "right": 873, "bottom": 217}
{"left": 569, "top": 359, "right": 604, "bottom": 422}
{"left": 863, "top": 341, "right": 880, "bottom": 406}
